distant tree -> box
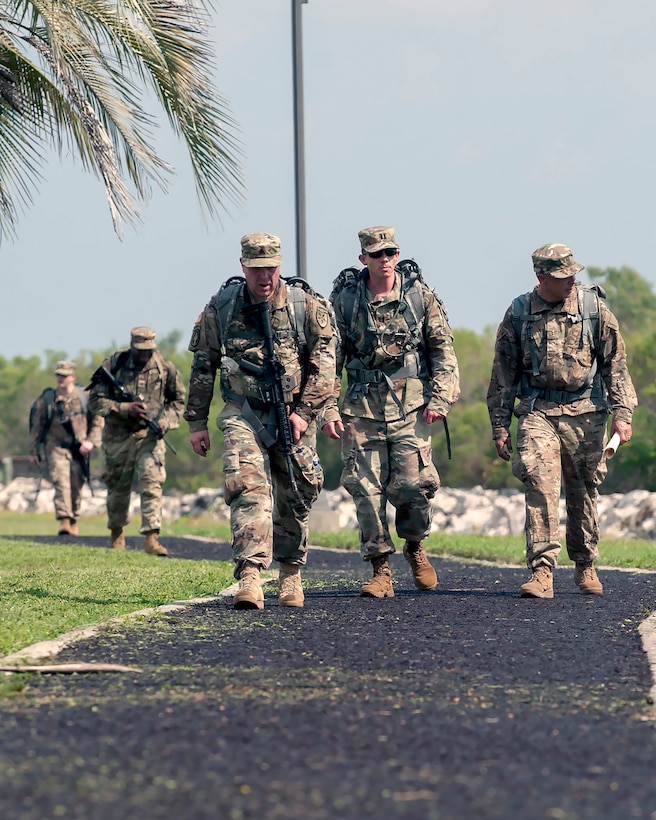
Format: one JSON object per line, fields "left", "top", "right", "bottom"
{"left": 587, "top": 266, "right": 656, "bottom": 337}
{"left": 0, "top": 0, "right": 242, "bottom": 240}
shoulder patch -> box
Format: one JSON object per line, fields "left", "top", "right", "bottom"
{"left": 189, "top": 318, "right": 202, "bottom": 352}
{"left": 316, "top": 307, "right": 330, "bottom": 329}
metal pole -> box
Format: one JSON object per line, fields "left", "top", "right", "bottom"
{"left": 292, "top": 0, "right": 308, "bottom": 280}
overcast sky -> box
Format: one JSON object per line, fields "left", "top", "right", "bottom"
{"left": 2, "top": 0, "right": 655, "bottom": 362}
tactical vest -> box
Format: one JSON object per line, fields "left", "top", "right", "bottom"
{"left": 330, "top": 259, "right": 439, "bottom": 404}
{"left": 214, "top": 276, "right": 314, "bottom": 352}
{"left": 511, "top": 282, "right": 607, "bottom": 406}
{"left": 213, "top": 276, "right": 323, "bottom": 411}
{"left": 29, "top": 385, "right": 88, "bottom": 445}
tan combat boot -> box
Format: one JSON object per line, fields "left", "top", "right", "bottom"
{"left": 57, "top": 519, "right": 71, "bottom": 535}
{"left": 519, "top": 565, "right": 554, "bottom": 599}
{"left": 575, "top": 562, "right": 603, "bottom": 595}
{"left": 403, "top": 540, "right": 438, "bottom": 590}
{"left": 109, "top": 527, "right": 126, "bottom": 550}
{"left": 69, "top": 519, "right": 79, "bottom": 536}
{"left": 144, "top": 530, "right": 168, "bottom": 557}
{"left": 360, "top": 556, "right": 394, "bottom": 598}
{"left": 278, "top": 564, "right": 304, "bottom": 608}
{"left": 234, "top": 564, "right": 264, "bottom": 610}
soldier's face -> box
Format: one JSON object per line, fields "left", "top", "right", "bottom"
{"left": 56, "top": 373, "right": 76, "bottom": 394}
{"left": 360, "top": 248, "right": 399, "bottom": 281}
{"left": 131, "top": 348, "right": 153, "bottom": 367}
{"left": 242, "top": 263, "right": 281, "bottom": 302}
{"left": 537, "top": 272, "right": 576, "bottom": 303}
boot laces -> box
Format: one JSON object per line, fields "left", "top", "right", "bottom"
{"left": 405, "top": 543, "right": 427, "bottom": 567}
{"left": 281, "top": 573, "right": 301, "bottom": 594}
{"left": 240, "top": 568, "right": 260, "bottom": 591}
{"left": 580, "top": 565, "right": 596, "bottom": 584}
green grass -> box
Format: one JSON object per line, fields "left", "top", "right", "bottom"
{"left": 1, "top": 511, "right": 654, "bottom": 668}
{"left": 0, "top": 539, "right": 234, "bottom": 658}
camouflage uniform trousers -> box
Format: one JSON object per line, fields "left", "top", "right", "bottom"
{"left": 218, "top": 404, "right": 324, "bottom": 579}
{"left": 102, "top": 431, "right": 166, "bottom": 533}
{"left": 47, "top": 445, "right": 85, "bottom": 521}
{"left": 511, "top": 410, "right": 608, "bottom": 569}
{"left": 340, "top": 410, "right": 440, "bottom": 560}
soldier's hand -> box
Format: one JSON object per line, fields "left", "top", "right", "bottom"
{"left": 289, "top": 413, "right": 308, "bottom": 444}
{"left": 423, "top": 408, "right": 444, "bottom": 424}
{"left": 495, "top": 435, "right": 513, "bottom": 461}
{"left": 78, "top": 440, "right": 93, "bottom": 455}
{"left": 611, "top": 419, "right": 632, "bottom": 446}
{"left": 190, "top": 430, "right": 211, "bottom": 457}
{"left": 322, "top": 421, "right": 344, "bottom": 440}
{"left": 126, "top": 401, "right": 149, "bottom": 420}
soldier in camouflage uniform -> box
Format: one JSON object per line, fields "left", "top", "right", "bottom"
{"left": 487, "top": 243, "right": 637, "bottom": 598}
{"left": 29, "top": 360, "right": 104, "bottom": 536}
{"left": 185, "top": 233, "right": 336, "bottom": 610}
{"left": 89, "top": 327, "right": 186, "bottom": 556}
{"left": 322, "top": 226, "right": 460, "bottom": 598}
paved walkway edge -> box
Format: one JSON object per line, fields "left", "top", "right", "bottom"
{"left": 1, "top": 578, "right": 277, "bottom": 666}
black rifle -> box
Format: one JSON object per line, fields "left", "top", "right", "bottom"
{"left": 239, "top": 301, "right": 299, "bottom": 493}
{"left": 86, "top": 366, "right": 177, "bottom": 454}
{"left": 60, "top": 417, "right": 94, "bottom": 496}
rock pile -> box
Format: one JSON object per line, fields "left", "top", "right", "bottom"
{"left": 1, "top": 477, "right": 655, "bottom": 541}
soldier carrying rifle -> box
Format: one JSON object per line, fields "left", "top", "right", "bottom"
{"left": 29, "top": 360, "right": 104, "bottom": 536}
{"left": 185, "top": 233, "right": 336, "bottom": 610}
{"left": 88, "top": 327, "right": 186, "bottom": 557}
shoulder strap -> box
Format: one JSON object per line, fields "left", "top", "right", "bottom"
{"left": 74, "top": 384, "right": 89, "bottom": 414}
{"left": 577, "top": 284, "right": 602, "bottom": 350}
{"left": 214, "top": 277, "right": 246, "bottom": 355}
{"left": 511, "top": 292, "right": 540, "bottom": 378}
{"left": 331, "top": 267, "right": 362, "bottom": 327}
{"left": 396, "top": 259, "right": 428, "bottom": 334}
{"left": 282, "top": 277, "right": 312, "bottom": 347}
{"left": 42, "top": 387, "right": 56, "bottom": 434}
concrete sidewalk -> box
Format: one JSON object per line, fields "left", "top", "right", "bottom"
{"left": 1, "top": 538, "right": 655, "bottom": 819}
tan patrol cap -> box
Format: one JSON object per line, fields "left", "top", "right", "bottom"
{"left": 358, "top": 226, "right": 399, "bottom": 254}
{"left": 240, "top": 233, "right": 283, "bottom": 267}
{"left": 531, "top": 244, "right": 584, "bottom": 278}
{"left": 54, "top": 360, "right": 76, "bottom": 376}
{"left": 130, "top": 326, "right": 157, "bottom": 350}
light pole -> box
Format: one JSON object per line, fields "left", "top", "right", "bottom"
{"left": 292, "top": 0, "right": 308, "bottom": 280}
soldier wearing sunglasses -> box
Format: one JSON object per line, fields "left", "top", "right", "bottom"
{"left": 322, "top": 226, "right": 460, "bottom": 598}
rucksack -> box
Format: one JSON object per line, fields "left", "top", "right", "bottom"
{"left": 511, "top": 282, "right": 607, "bottom": 404}
{"left": 29, "top": 385, "right": 89, "bottom": 444}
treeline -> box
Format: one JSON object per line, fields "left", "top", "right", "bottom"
{"left": 2, "top": 267, "right": 654, "bottom": 494}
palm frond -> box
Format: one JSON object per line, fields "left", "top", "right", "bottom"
{"left": 0, "top": 0, "right": 243, "bottom": 238}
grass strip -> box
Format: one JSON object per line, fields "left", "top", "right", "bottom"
{"left": 0, "top": 540, "right": 234, "bottom": 658}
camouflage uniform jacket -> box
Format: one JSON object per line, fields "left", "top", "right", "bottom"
{"left": 487, "top": 284, "right": 638, "bottom": 441}
{"left": 184, "top": 278, "right": 336, "bottom": 433}
{"left": 30, "top": 387, "right": 104, "bottom": 456}
{"left": 88, "top": 350, "right": 185, "bottom": 436}
{"left": 324, "top": 270, "right": 460, "bottom": 422}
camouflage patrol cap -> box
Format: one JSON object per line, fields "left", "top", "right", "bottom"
{"left": 130, "top": 326, "right": 157, "bottom": 350}
{"left": 54, "top": 360, "right": 76, "bottom": 376}
{"left": 358, "top": 226, "right": 399, "bottom": 254}
{"left": 531, "top": 243, "right": 584, "bottom": 278}
{"left": 240, "top": 233, "right": 283, "bottom": 267}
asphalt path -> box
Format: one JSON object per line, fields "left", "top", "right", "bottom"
{"left": 1, "top": 536, "right": 656, "bottom": 820}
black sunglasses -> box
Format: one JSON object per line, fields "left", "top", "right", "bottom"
{"left": 366, "top": 248, "right": 398, "bottom": 259}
